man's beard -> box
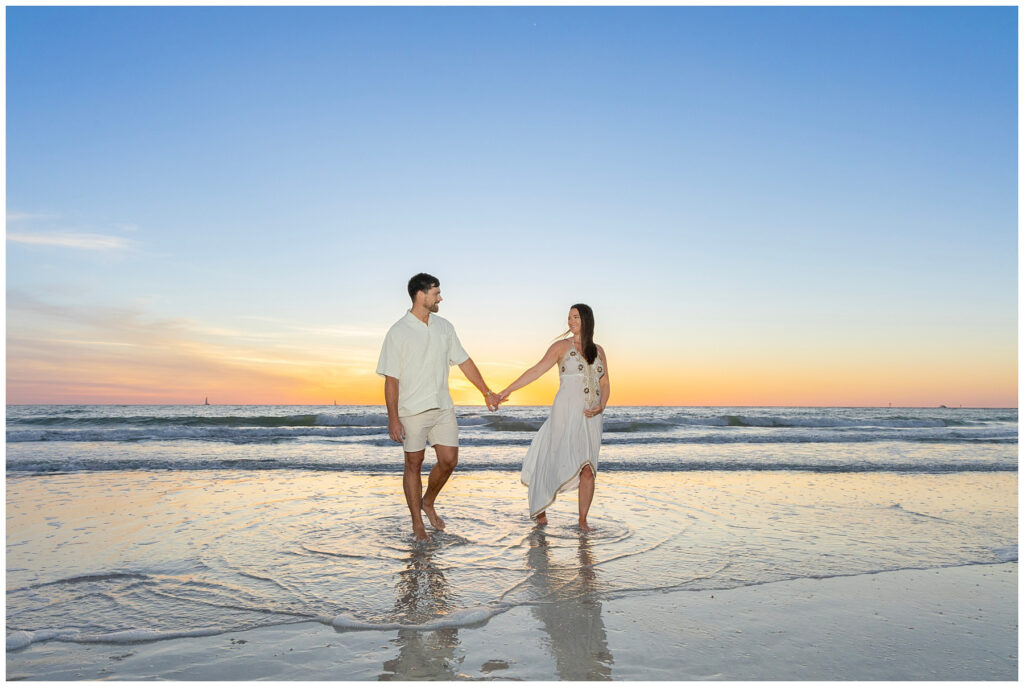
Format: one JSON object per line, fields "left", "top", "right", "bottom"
{"left": 430, "top": 303, "right": 440, "bottom": 313}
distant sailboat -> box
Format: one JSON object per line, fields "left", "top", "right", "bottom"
{"left": 204, "top": 397, "right": 210, "bottom": 406}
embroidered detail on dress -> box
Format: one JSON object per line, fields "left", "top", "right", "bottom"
{"left": 569, "top": 342, "right": 602, "bottom": 408}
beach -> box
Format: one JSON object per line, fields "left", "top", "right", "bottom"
{"left": 6, "top": 421, "right": 1018, "bottom": 681}
{"left": 6, "top": 405, "right": 1018, "bottom": 680}
{"left": 7, "top": 560, "right": 1017, "bottom": 680}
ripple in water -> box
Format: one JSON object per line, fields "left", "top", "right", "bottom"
{"left": 6, "top": 470, "right": 1017, "bottom": 648}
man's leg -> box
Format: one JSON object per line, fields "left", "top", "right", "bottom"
{"left": 421, "top": 444, "right": 458, "bottom": 530}
{"left": 403, "top": 450, "right": 429, "bottom": 540}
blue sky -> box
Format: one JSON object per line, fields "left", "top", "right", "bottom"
{"left": 6, "top": 6, "right": 1017, "bottom": 406}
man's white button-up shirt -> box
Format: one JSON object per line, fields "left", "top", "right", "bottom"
{"left": 376, "top": 311, "right": 470, "bottom": 417}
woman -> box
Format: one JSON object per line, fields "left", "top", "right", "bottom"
{"left": 498, "top": 304, "right": 610, "bottom": 531}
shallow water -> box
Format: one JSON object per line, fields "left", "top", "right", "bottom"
{"left": 6, "top": 469, "right": 1017, "bottom": 652}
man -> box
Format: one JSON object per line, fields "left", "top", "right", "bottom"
{"left": 377, "top": 273, "right": 502, "bottom": 541}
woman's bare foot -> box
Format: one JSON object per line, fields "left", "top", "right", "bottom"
{"left": 578, "top": 519, "right": 593, "bottom": 533}
{"left": 421, "top": 502, "right": 445, "bottom": 530}
{"left": 534, "top": 511, "right": 547, "bottom": 526}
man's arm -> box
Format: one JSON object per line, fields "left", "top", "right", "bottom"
{"left": 457, "top": 358, "right": 501, "bottom": 410}
{"left": 384, "top": 376, "right": 405, "bottom": 443}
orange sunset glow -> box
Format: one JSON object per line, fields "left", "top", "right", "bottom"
{"left": 6, "top": 316, "right": 1016, "bottom": 407}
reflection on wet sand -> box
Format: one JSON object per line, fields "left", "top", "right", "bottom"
{"left": 526, "top": 529, "right": 613, "bottom": 680}
{"left": 379, "top": 546, "right": 461, "bottom": 680}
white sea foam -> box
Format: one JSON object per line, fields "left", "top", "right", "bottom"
{"left": 993, "top": 545, "right": 1018, "bottom": 562}
{"left": 6, "top": 425, "right": 383, "bottom": 443}
{"left": 329, "top": 604, "right": 508, "bottom": 631}
{"left": 75, "top": 627, "right": 227, "bottom": 643}
{"left": 314, "top": 413, "right": 389, "bottom": 427}
{"left": 7, "top": 630, "right": 47, "bottom": 650}
{"left": 6, "top": 626, "right": 226, "bottom": 650}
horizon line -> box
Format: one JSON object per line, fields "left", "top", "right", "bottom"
{"left": 4, "top": 402, "right": 1017, "bottom": 410}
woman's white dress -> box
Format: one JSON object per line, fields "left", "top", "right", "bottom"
{"left": 521, "top": 342, "right": 605, "bottom": 517}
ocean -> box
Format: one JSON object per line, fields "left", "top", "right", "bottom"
{"left": 6, "top": 404, "right": 1018, "bottom": 474}
{"left": 6, "top": 404, "right": 1018, "bottom": 665}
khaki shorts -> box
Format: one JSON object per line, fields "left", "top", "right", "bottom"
{"left": 400, "top": 407, "right": 459, "bottom": 452}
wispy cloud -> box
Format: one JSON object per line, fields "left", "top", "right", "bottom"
{"left": 292, "top": 325, "right": 384, "bottom": 339}
{"left": 6, "top": 211, "right": 60, "bottom": 223}
{"left": 237, "top": 316, "right": 382, "bottom": 340}
{"left": 7, "top": 231, "right": 134, "bottom": 251}
{"left": 6, "top": 292, "right": 385, "bottom": 404}
{"left": 43, "top": 338, "right": 142, "bottom": 348}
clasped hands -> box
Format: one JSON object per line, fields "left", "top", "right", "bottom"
{"left": 484, "top": 389, "right": 510, "bottom": 412}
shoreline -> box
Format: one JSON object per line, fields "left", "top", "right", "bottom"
{"left": 8, "top": 562, "right": 1017, "bottom": 680}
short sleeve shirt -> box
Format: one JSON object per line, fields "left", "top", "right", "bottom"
{"left": 376, "top": 311, "right": 470, "bottom": 417}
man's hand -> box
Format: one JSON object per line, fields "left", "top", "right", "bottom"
{"left": 388, "top": 416, "right": 406, "bottom": 443}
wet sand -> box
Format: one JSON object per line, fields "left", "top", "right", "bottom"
{"left": 7, "top": 562, "right": 1016, "bottom": 680}
{"left": 6, "top": 469, "right": 1017, "bottom": 680}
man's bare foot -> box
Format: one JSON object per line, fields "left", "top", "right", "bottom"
{"left": 579, "top": 520, "right": 593, "bottom": 533}
{"left": 412, "top": 522, "right": 430, "bottom": 541}
{"left": 534, "top": 511, "right": 547, "bottom": 526}
{"left": 421, "top": 502, "right": 445, "bottom": 530}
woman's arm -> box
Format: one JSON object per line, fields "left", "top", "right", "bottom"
{"left": 584, "top": 345, "right": 610, "bottom": 417}
{"left": 499, "top": 341, "right": 568, "bottom": 400}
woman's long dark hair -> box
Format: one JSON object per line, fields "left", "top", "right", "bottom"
{"left": 560, "top": 303, "right": 597, "bottom": 364}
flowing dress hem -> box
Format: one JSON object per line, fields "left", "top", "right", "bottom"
{"left": 528, "top": 460, "right": 596, "bottom": 518}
